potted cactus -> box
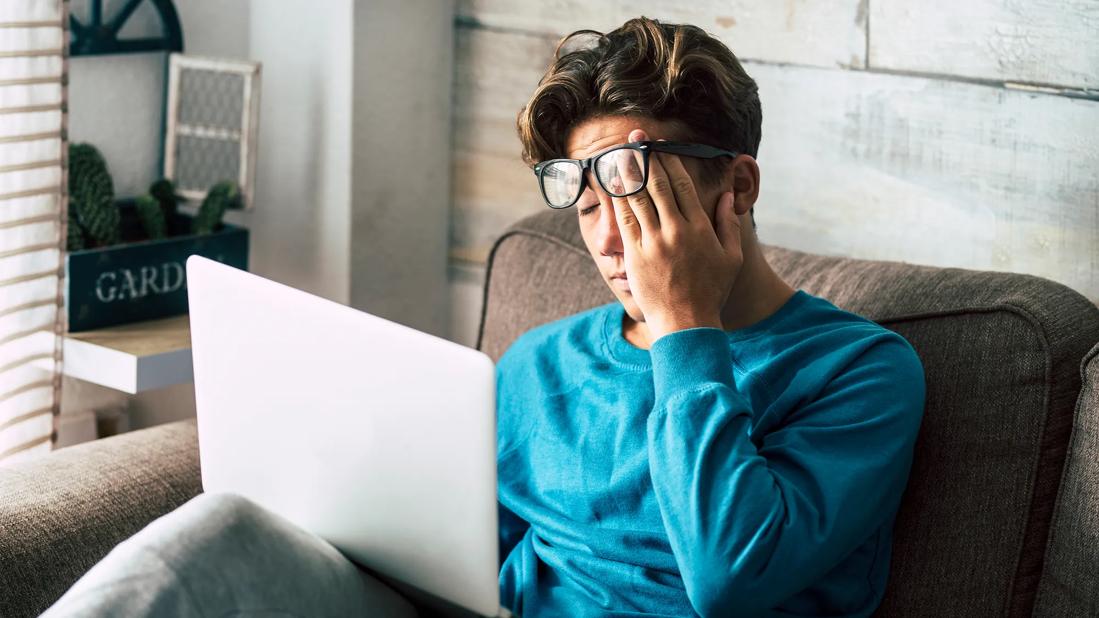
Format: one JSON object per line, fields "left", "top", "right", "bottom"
{"left": 65, "top": 143, "right": 250, "bottom": 332}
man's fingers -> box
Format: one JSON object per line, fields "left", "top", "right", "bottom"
{"left": 714, "top": 191, "right": 742, "bottom": 252}
{"left": 612, "top": 147, "right": 646, "bottom": 190}
{"left": 611, "top": 149, "right": 658, "bottom": 235}
{"left": 657, "top": 151, "right": 704, "bottom": 224}
{"left": 612, "top": 194, "right": 643, "bottom": 245}
{"left": 643, "top": 152, "right": 687, "bottom": 230}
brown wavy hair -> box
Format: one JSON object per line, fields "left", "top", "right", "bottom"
{"left": 517, "top": 16, "right": 762, "bottom": 193}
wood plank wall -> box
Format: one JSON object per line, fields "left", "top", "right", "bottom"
{"left": 448, "top": 0, "right": 1099, "bottom": 343}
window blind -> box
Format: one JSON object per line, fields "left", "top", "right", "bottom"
{"left": 0, "top": 0, "right": 67, "bottom": 464}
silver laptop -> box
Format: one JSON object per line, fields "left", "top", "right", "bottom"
{"left": 186, "top": 255, "right": 510, "bottom": 617}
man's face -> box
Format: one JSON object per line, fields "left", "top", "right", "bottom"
{"left": 564, "top": 115, "right": 730, "bottom": 324}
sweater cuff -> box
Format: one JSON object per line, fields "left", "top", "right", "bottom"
{"left": 650, "top": 327, "right": 735, "bottom": 403}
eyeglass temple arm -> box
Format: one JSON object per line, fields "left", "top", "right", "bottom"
{"left": 641, "top": 141, "right": 739, "bottom": 159}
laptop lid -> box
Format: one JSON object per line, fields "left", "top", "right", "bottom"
{"left": 186, "top": 255, "right": 500, "bottom": 616}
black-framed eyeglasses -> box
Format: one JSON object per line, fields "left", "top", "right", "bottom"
{"left": 532, "top": 140, "right": 739, "bottom": 209}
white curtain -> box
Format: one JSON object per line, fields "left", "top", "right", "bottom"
{"left": 0, "top": 0, "right": 67, "bottom": 464}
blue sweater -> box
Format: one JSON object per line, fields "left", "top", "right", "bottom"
{"left": 495, "top": 290, "right": 925, "bottom": 617}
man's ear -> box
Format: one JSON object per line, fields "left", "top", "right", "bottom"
{"left": 728, "top": 155, "right": 759, "bottom": 216}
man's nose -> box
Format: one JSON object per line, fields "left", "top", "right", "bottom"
{"left": 591, "top": 187, "right": 623, "bottom": 257}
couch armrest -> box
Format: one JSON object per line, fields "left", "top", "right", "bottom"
{"left": 1035, "top": 342, "right": 1099, "bottom": 616}
{"left": 0, "top": 419, "right": 201, "bottom": 618}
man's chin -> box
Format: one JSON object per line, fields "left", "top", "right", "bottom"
{"left": 617, "top": 296, "right": 644, "bottom": 324}
{"left": 600, "top": 278, "right": 643, "bottom": 321}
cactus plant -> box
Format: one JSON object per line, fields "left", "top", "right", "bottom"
{"left": 66, "top": 201, "right": 86, "bottom": 251}
{"left": 148, "top": 178, "right": 184, "bottom": 228}
{"left": 135, "top": 194, "right": 167, "bottom": 240}
{"left": 191, "top": 180, "right": 240, "bottom": 235}
{"left": 68, "top": 143, "right": 120, "bottom": 248}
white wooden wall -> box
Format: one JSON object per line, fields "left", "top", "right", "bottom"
{"left": 447, "top": 0, "right": 1099, "bottom": 345}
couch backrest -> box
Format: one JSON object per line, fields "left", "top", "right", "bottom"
{"left": 1034, "top": 341, "right": 1099, "bottom": 616}
{"left": 477, "top": 208, "right": 1099, "bottom": 617}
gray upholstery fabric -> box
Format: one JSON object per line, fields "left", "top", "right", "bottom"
{"left": 1034, "top": 342, "right": 1099, "bottom": 617}
{"left": 478, "top": 208, "right": 1099, "bottom": 617}
{"left": 0, "top": 419, "right": 202, "bottom": 618}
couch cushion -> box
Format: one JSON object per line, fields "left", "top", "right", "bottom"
{"left": 1034, "top": 342, "right": 1099, "bottom": 616}
{"left": 477, "top": 208, "right": 1099, "bottom": 617}
{"left": 0, "top": 419, "right": 201, "bottom": 618}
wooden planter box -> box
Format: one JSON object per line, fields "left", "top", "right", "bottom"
{"left": 65, "top": 200, "right": 249, "bottom": 332}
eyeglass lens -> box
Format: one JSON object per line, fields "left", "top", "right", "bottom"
{"left": 540, "top": 146, "right": 648, "bottom": 208}
{"left": 541, "top": 161, "right": 582, "bottom": 208}
{"left": 594, "top": 148, "right": 645, "bottom": 197}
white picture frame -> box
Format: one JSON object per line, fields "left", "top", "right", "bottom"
{"left": 163, "top": 53, "right": 261, "bottom": 210}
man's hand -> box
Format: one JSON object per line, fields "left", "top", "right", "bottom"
{"left": 612, "top": 129, "right": 744, "bottom": 341}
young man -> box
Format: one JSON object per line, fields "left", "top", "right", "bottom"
{"left": 495, "top": 17, "right": 925, "bottom": 617}
{"left": 42, "top": 17, "right": 924, "bottom": 618}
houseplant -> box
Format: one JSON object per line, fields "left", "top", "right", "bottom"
{"left": 65, "top": 143, "right": 250, "bottom": 331}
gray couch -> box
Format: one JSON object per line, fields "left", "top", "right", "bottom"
{"left": 3, "top": 209, "right": 1098, "bottom": 617}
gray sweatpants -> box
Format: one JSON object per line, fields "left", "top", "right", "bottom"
{"left": 41, "top": 492, "right": 419, "bottom": 617}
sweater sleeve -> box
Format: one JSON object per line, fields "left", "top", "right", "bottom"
{"left": 646, "top": 327, "right": 925, "bottom": 617}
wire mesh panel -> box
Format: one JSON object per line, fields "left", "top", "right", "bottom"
{"left": 0, "top": 0, "right": 67, "bottom": 464}
{"left": 164, "top": 53, "right": 261, "bottom": 209}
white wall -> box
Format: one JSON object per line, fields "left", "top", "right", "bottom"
{"left": 349, "top": 0, "right": 454, "bottom": 338}
{"left": 63, "top": 1, "right": 455, "bottom": 433}
{"left": 68, "top": 0, "right": 358, "bottom": 307}
{"left": 240, "top": 0, "right": 353, "bottom": 305}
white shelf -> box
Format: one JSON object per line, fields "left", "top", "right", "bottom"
{"left": 40, "top": 315, "right": 194, "bottom": 394}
